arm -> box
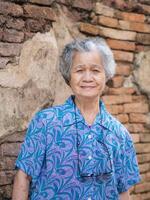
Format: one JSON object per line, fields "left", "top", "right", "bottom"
{"left": 12, "top": 169, "right": 31, "bottom": 200}
{"left": 119, "top": 190, "right": 130, "bottom": 200}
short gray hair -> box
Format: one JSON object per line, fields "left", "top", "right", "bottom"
{"left": 59, "top": 37, "right": 116, "bottom": 85}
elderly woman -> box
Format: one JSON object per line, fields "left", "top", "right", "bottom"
{"left": 12, "top": 38, "right": 140, "bottom": 200}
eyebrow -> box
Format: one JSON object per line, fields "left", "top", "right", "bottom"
{"left": 72, "top": 64, "right": 103, "bottom": 69}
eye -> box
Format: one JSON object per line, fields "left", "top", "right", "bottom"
{"left": 93, "top": 69, "right": 100, "bottom": 73}
{"left": 76, "top": 69, "right": 83, "bottom": 73}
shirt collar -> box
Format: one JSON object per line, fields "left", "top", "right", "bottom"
{"left": 63, "top": 95, "right": 113, "bottom": 131}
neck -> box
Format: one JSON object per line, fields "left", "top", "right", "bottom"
{"left": 74, "top": 96, "right": 100, "bottom": 125}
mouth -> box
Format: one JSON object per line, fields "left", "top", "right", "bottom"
{"left": 81, "top": 86, "right": 96, "bottom": 89}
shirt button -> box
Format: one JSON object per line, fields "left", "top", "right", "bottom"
{"left": 88, "top": 155, "right": 92, "bottom": 160}
{"left": 88, "top": 134, "right": 92, "bottom": 139}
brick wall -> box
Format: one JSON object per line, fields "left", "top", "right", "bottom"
{"left": 0, "top": 0, "right": 150, "bottom": 199}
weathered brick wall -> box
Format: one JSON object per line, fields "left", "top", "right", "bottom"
{"left": 0, "top": 0, "right": 150, "bottom": 199}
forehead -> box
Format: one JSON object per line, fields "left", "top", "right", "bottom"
{"left": 72, "top": 50, "right": 103, "bottom": 66}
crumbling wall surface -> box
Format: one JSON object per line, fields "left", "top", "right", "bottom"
{"left": 0, "top": 0, "right": 150, "bottom": 199}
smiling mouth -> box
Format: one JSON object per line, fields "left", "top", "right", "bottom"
{"left": 81, "top": 86, "right": 96, "bottom": 89}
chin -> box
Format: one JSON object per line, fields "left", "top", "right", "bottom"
{"left": 77, "top": 91, "right": 100, "bottom": 99}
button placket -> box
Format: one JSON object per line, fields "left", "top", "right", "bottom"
{"left": 87, "top": 126, "right": 93, "bottom": 164}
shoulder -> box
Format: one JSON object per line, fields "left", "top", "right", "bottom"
{"left": 25, "top": 103, "right": 67, "bottom": 138}
{"left": 33, "top": 103, "right": 68, "bottom": 125}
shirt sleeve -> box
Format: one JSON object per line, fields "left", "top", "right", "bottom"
{"left": 15, "top": 112, "right": 47, "bottom": 180}
{"left": 115, "top": 127, "right": 141, "bottom": 193}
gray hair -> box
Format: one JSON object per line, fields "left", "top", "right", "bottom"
{"left": 59, "top": 37, "right": 116, "bottom": 85}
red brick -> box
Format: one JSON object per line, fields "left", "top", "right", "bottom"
{"left": 119, "top": 20, "right": 130, "bottom": 30}
{"left": 1, "top": 143, "right": 21, "bottom": 157}
{"left": 137, "top": 153, "right": 150, "bottom": 164}
{"left": 29, "top": 0, "right": 54, "bottom": 5}
{"left": 0, "top": 2, "right": 23, "bottom": 17}
{"left": 116, "top": 63, "right": 131, "bottom": 76}
{"left": 132, "top": 95, "right": 148, "bottom": 103}
{"left": 0, "top": 170, "right": 15, "bottom": 186}
{"left": 113, "top": 50, "right": 134, "bottom": 62}
{"left": 115, "top": 114, "right": 129, "bottom": 123}
{"left": 123, "top": 103, "right": 149, "bottom": 113}
{"left": 107, "top": 87, "right": 135, "bottom": 95}
{"left": 130, "top": 22, "right": 150, "bottom": 33}
{"left": 100, "top": 26, "right": 136, "bottom": 41}
{"left": 135, "top": 143, "right": 150, "bottom": 153}
{"left": 106, "top": 104, "right": 123, "bottom": 115}
{"left": 135, "top": 45, "right": 144, "bottom": 52}
{"left": 95, "top": 2, "right": 114, "bottom": 17}
{"left": 145, "top": 172, "right": 150, "bottom": 182}
{"left": 125, "top": 123, "right": 146, "bottom": 133}
{"left": 129, "top": 113, "right": 149, "bottom": 123}
{"left": 135, "top": 182, "right": 150, "bottom": 193}
{"left": 141, "top": 192, "right": 150, "bottom": 200}
{"left": 111, "top": 76, "right": 124, "bottom": 87}
{"left": 79, "top": 23, "right": 136, "bottom": 41}
{"left": 136, "top": 45, "right": 150, "bottom": 52}
{"left": 130, "top": 194, "right": 141, "bottom": 200}
{"left": 0, "top": 157, "right": 16, "bottom": 170}
{"left": 116, "top": 11, "right": 145, "bottom": 23}
{"left": 0, "top": 132, "right": 25, "bottom": 143}
{"left": 102, "top": 95, "right": 132, "bottom": 105}
{"left": 98, "top": 16, "right": 118, "bottom": 28}
{"left": 0, "top": 42, "right": 22, "bottom": 56}
{"left": 107, "top": 39, "right": 136, "bottom": 51}
{"left": 2, "top": 29, "right": 24, "bottom": 43}
{"left": 131, "top": 134, "right": 140, "bottom": 143}
{"left": 140, "top": 134, "right": 150, "bottom": 143}
{"left": 24, "top": 5, "right": 56, "bottom": 21}
{"left": 26, "top": 19, "right": 46, "bottom": 32}
{"left": 136, "top": 33, "right": 150, "bottom": 45}
{"left": 119, "top": 20, "right": 150, "bottom": 33}
{"left": 73, "top": 0, "right": 93, "bottom": 11}
{"left": 79, "top": 23, "right": 99, "bottom": 35}
{"left": 6, "top": 18, "right": 25, "bottom": 30}
{"left": 139, "top": 163, "right": 150, "bottom": 173}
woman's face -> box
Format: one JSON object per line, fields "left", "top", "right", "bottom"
{"left": 69, "top": 50, "right": 106, "bottom": 99}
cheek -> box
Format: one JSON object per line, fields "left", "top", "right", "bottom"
{"left": 97, "top": 74, "right": 106, "bottom": 83}
{"left": 70, "top": 74, "right": 81, "bottom": 84}
{"left": 97, "top": 76, "right": 106, "bottom": 90}
{"left": 69, "top": 77, "right": 78, "bottom": 90}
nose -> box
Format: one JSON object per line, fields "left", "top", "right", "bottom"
{"left": 83, "top": 71, "right": 93, "bottom": 82}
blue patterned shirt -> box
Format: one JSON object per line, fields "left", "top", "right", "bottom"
{"left": 16, "top": 96, "right": 140, "bottom": 200}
